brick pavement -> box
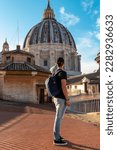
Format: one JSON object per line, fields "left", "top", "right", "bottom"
{"left": 0, "top": 104, "right": 100, "bottom": 150}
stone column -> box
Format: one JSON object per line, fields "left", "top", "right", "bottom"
{"left": 38, "top": 50, "right": 41, "bottom": 66}
{"left": 67, "top": 53, "right": 70, "bottom": 70}
{"left": 50, "top": 51, "right": 55, "bottom": 68}
{"left": 75, "top": 54, "right": 78, "bottom": 71}
{"left": 70, "top": 52, "right": 75, "bottom": 71}
{"left": 78, "top": 55, "right": 81, "bottom": 72}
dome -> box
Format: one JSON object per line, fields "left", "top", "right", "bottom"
{"left": 23, "top": 1, "right": 76, "bottom": 49}
{"left": 2, "top": 39, "right": 9, "bottom": 52}
{"left": 3, "top": 39, "right": 9, "bottom": 47}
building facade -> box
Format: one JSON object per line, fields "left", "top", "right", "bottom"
{"left": 67, "top": 51, "right": 100, "bottom": 96}
{"left": 23, "top": 1, "right": 81, "bottom": 76}
{"left": 67, "top": 71, "right": 100, "bottom": 96}
{"left": 0, "top": 45, "right": 50, "bottom": 104}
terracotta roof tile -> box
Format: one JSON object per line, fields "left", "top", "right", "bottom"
{"left": 2, "top": 63, "right": 50, "bottom": 73}
{"left": 68, "top": 71, "right": 100, "bottom": 84}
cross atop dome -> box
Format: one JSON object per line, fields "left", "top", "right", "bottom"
{"left": 43, "top": 0, "right": 55, "bottom": 19}
{"left": 47, "top": 0, "right": 51, "bottom": 9}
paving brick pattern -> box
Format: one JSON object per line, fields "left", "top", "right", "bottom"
{"left": 0, "top": 104, "right": 100, "bottom": 150}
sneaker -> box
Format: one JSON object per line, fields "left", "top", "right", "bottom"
{"left": 54, "top": 139, "right": 68, "bottom": 146}
{"left": 60, "top": 136, "right": 65, "bottom": 141}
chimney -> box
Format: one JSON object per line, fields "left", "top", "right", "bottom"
{"left": 16, "top": 45, "right": 20, "bottom": 50}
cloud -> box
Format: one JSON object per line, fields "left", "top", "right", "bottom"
{"left": 60, "top": 7, "right": 65, "bottom": 14}
{"left": 96, "top": 17, "right": 100, "bottom": 28}
{"left": 77, "top": 36, "right": 99, "bottom": 58}
{"left": 92, "top": 31, "right": 99, "bottom": 40}
{"left": 81, "top": 0, "right": 94, "bottom": 13}
{"left": 85, "top": 18, "right": 100, "bottom": 41}
{"left": 59, "top": 7, "right": 80, "bottom": 27}
{"left": 93, "top": 10, "right": 99, "bottom": 15}
{"left": 77, "top": 37, "right": 92, "bottom": 49}
{"left": 81, "top": 61, "right": 98, "bottom": 73}
{"left": 76, "top": 32, "right": 99, "bottom": 73}
{"left": 95, "top": 17, "right": 100, "bottom": 40}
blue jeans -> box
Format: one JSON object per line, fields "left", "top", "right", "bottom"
{"left": 53, "top": 98, "right": 66, "bottom": 141}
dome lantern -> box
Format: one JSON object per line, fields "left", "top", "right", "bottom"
{"left": 43, "top": 0, "right": 55, "bottom": 19}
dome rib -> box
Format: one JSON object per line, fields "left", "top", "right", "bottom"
{"left": 57, "top": 23, "right": 65, "bottom": 44}
{"left": 67, "top": 30, "right": 76, "bottom": 49}
{"left": 23, "top": 1, "right": 77, "bottom": 49}
{"left": 49, "top": 20, "right": 54, "bottom": 42}
{"left": 51, "top": 20, "right": 62, "bottom": 43}
{"left": 23, "top": 26, "right": 36, "bottom": 48}
{"left": 37, "top": 21, "right": 45, "bottom": 43}
{"left": 59, "top": 23, "right": 76, "bottom": 49}
{"left": 23, "top": 19, "right": 76, "bottom": 49}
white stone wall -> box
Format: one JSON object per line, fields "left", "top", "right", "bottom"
{"left": 67, "top": 83, "right": 100, "bottom": 96}
{"left": 24, "top": 43, "right": 81, "bottom": 75}
{"left": 2, "top": 77, "right": 34, "bottom": 103}
{"left": 0, "top": 71, "right": 49, "bottom": 103}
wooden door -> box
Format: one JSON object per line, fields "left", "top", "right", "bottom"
{"left": 40, "top": 89, "right": 44, "bottom": 103}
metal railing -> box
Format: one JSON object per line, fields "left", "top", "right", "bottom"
{"left": 69, "top": 99, "right": 100, "bottom": 113}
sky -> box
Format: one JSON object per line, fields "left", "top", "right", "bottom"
{"left": 0, "top": 0, "right": 100, "bottom": 73}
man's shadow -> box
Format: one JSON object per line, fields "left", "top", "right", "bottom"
{"left": 58, "top": 141, "right": 100, "bottom": 150}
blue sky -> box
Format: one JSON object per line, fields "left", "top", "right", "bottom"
{"left": 0, "top": 0, "right": 100, "bottom": 73}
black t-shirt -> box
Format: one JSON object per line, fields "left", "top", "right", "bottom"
{"left": 55, "top": 69, "right": 67, "bottom": 99}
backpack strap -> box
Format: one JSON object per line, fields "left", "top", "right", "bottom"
{"left": 53, "top": 69, "right": 62, "bottom": 76}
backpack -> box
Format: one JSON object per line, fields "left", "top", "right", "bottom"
{"left": 45, "top": 70, "right": 62, "bottom": 97}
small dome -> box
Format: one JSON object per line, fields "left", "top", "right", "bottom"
{"left": 23, "top": 1, "right": 76, "bottom": 49}
{"left": 2, "top": 39, "right": 9, "bottom": 52}
{"left": 3, "top": 39, "right": 9, "bottom": 46}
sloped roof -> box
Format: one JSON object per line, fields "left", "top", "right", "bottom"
{"left": 1, "top": 62, "right": 50, "bottom": 73}
{"left": 3, "top": 49, "right": 34, "bottom": 57}
{"left": 68, "top": 71, "right": 100, "bottom": 84}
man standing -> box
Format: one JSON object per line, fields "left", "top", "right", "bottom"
{"left": 53, "top": 57, "right": 71, "bottom": 146}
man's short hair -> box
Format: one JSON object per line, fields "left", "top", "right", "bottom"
{"left": 57, "top": 57, "right": 64, "bottom": 67}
